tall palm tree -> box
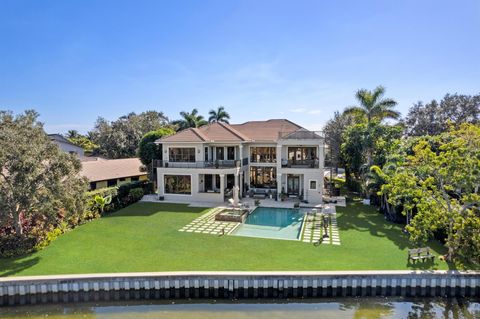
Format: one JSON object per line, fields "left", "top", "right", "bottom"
{"left": 344, "top": 86, "right": 399, "bottom": 123}
{"left": 66, "top": 130, "right": 79, "bottom": 139}
{"left": 172, "top": 108, "right": 207, "bottom": 131}
{"left": 208, "top": 106, "right": 230, "bottom": 123}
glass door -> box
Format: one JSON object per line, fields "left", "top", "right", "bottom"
{"left": 287, "top": 175, "right": 300, "bottom": 195}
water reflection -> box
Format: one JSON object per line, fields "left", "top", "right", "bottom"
{"left": 1, "top": 298, "right": 479, "bottom": 319}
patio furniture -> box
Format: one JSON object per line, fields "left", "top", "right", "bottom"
{"left": 408, "top": 247, "right": 435, "bottom": 263}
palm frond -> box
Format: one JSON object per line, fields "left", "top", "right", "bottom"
{"left": 371, "top": 86, "right": 386, "bottom": 103}
{"left": 343, "top": 106, "right": 366, "bottom": 117}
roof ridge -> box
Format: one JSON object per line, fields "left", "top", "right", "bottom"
{"left": 216, "top": 122, "right": 250, "bottom": 141}
{"left": 190, "top": 127, "right": 208, "bottom": 141}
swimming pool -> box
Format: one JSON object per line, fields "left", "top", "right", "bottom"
{"left": 231, "top": 207, "right": 305, "bottom": 240}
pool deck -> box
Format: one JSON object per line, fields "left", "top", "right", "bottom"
{"left": 176, "top": 204, "right": 340, "bottom": 245}
{"left": 141, "top": 195, "right": 346, "bottom": 208}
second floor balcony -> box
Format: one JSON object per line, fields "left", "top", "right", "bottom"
{"left": 281, "top": 159, "right": 320, "bottom": 168}
{"left": 154, "top": 158, "right": 249, "bottom": 169}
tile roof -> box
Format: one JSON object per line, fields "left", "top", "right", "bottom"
{"left": 158, "top": 119, "right": 303, "bottom": 143}
{"left": 80, "top": 158, "right": 146, "bottom": 182}
{"left": 231, "top": 119, "right": 302, "bottom": 141}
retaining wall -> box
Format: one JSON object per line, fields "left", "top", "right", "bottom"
{"left": 1, "top": 271, "right": 479, "bottom": 306}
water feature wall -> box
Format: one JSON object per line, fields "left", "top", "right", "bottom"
{"left": 1, "top": 271, "right": 479, "bottom": 306}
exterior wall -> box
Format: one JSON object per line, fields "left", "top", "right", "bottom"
{"left": 157, "top": 138, "right": 325, "bottom": 204}
{"left": 53, "top": 140, "right": 84, "bottom": 156}
{"left": 90, "top": 175, "right": 148, "bottom": 190}
{"left": 276, "top": 138, "right": 324, "bottom": 203}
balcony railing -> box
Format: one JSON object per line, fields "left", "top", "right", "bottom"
{"left": 281, "top": 159, "right": 320, "bottom": 168}
{"left": 154, "top": 158, "right": 248, "bottom": 169}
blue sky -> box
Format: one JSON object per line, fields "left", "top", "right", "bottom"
{"left": 1, "top": 0, "right": 479, "bottom": 133}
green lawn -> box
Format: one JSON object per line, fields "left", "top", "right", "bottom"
{"left": 0, "top": 201, "right": 454, "bottom": 277}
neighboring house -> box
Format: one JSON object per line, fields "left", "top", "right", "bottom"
{"left": 49, "top": 134, "right": 84, "bottom": 157}
{"left": 155, "top": 119, "right": 325, "bottom": 204}
{"left": 80, "top": 158, "right": 148, "bottom": 190}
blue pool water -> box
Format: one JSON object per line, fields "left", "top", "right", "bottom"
{"left": 231, "top": 207, "right": 305, "bottom": 240}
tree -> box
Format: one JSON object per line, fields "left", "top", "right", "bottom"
{"left": 0, "top": 110, "right": 87, "bottom": 236}
{"left": 66, "top": 130, "right": 80, "bottom": 139}
{"left": 208, "top": 106, "right": 230, "bottom": 123}
{"left": 137, "top": 128, "right": 175, "bottom": 166}
{"left": 344, "top": 86, "right": 399, "bottom": 124}
{"left": 341, "top": 121, "right": 402, "bottom": 197}
{"left": 380, "top": 124, "right": 480, "bottom": 264}
{"left": 404, "top": 93, "right": 480, "bottom": 136}
{"left": 323, "top": 111, "right": 354, "bottom": 171}
{"left": 172, "top": 108, "right": 207, "bottom": 131}
{"left": 89, "top": 111, "right": 171, "bottom": 159}
{"left": 68, "top": 135, "right": 99, "bottom": 156}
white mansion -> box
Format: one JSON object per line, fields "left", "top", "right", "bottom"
{"left": 155, "top": 119, "right": 325, "bottom": 204}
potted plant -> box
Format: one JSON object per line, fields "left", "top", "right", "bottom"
{"left": 254, "top": 199, "right": 260, "bottom": 206}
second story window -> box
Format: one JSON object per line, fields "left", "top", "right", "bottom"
{"left": 288, "top": 147, "right": 317, "bottom": 162}
{"left": 227, "top": 146, "right": 235, "bottom": 160}
{"left": 250, "top": 147, "right": 276, "bottom": 163}
{"left": 169, "top": 147, "right": 196, "bottom": 162}
{"left": 216, "top": 147, "right": 225, "bottom": 160}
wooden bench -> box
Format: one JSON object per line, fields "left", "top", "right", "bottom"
{"left": 408, "top": 247, "right": 435, "bottom": 263}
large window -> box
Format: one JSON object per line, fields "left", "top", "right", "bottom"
{"left": 216, "top": 147, "right": 225, "bottom": 160}
{"left": 169, "top": 148, "right": 195, "bottom": 162}
{"left": 164, "top": 175, "right": 191, "bottom": 194}
{"left": 250, "top": 167, "right": 276, "bottom": 188}
{"left": 250, "top": 147, "right": 276, "bottom": 163}
{"left": 227, "top": 146, "right": 235, "bottom": 160}
{"left": 288, "top": 147, "right": 317, "bottom": 162}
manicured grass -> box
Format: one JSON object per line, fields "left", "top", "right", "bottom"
{"left": 0, "top": 201, "right": 454, "bottom": 277}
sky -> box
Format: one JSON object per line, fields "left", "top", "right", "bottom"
{"left": 1, "top": 0, "right": 479, "bottom": 133}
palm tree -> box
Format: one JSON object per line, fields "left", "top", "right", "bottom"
{"left": 344, "top": 86, "right": 399, "bottom": 123}
{"left": 172, "top": 108, "right": 208, "bottom": 131}
{"left": 66, "top": 130, "right": 79, "bottom": 139}
{"left": 208, "top": 106, "right": 230, "bottom": 123}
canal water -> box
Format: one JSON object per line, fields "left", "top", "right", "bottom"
{"left": 1, "top": 298, "right": 479, "bottom": 318}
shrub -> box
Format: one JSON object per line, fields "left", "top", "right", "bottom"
{"left": 128, "top": 188, "right": 144, "bottom": 203}
{"left": 0, "top": 235, "right": 37, "bottom": 258}
{"left": 118, "top": 181, "right": 152, "bottom": 203}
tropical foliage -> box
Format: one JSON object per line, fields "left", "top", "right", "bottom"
{"left": 172, "top": 108, "right": 207, "bottom": 131}
{"left": 378, "top": 124, "right": 480, "bottom": 264}
{"left": 343, "top": 85, "right": 399, "bottom": 123}
{"left": 404, "top": 93, "right": 480, "bottom": 136}
{"left": 90, "top": 111, "right": 172, "bottom": 158}
{"left": 137, "top": 127, "right": 175, "bottom": 166}
{"left": 208, "top": 106, "right": 230, "bottom": 123}
{"left": 325, "top": 87, "right": 480, "bottom": 266}
{"left": 0, "top": 110, "right": 87, "bottom": 237}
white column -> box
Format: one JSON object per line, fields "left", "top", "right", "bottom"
{"left": 157, "top": 172, "right": 164, "bottom": 196}
{"left": 277, "top": 173, "right": 282, "bottom": 200}
{"left": 220, "top": 173, "right": 225, "bottom": 200}
{"left": 276, "top": 145, "right": 282, "bottom": 168}
{"left": 239, "top": 172, "right": 243, "bottom": 197}
{"left": 239, "top": 144, "right": 243, "bottom": 161}
{"left": 276, "top": 144, "right": 283, "bottom": 200}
